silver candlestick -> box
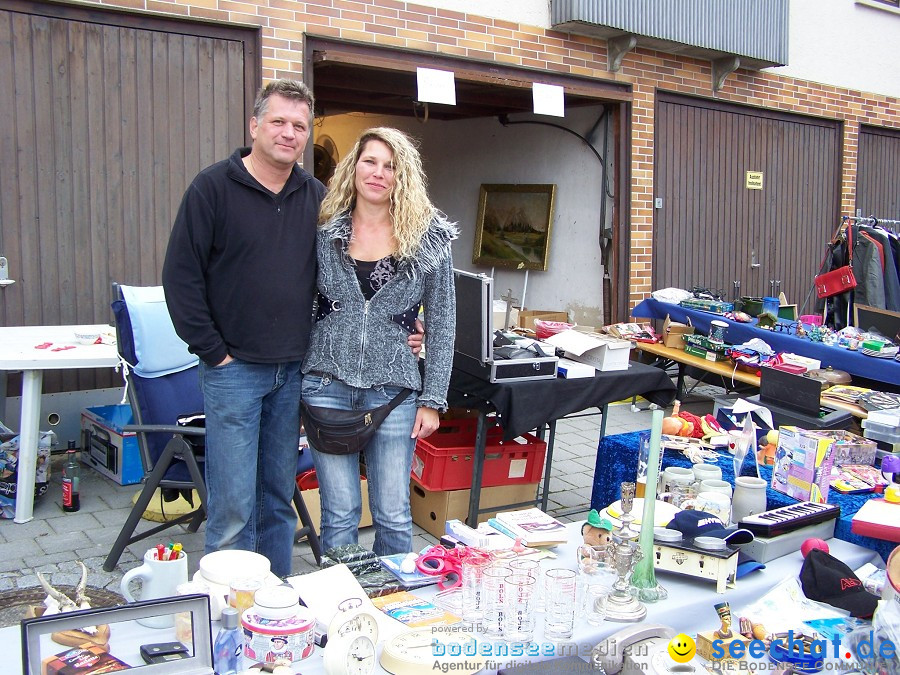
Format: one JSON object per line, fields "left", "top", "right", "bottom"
{"left": 604, "top": 482, "right": 647, "bottom": 622}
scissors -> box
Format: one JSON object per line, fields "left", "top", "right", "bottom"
{"left": 415, "top": 546, "right": 491, "bottom": 590}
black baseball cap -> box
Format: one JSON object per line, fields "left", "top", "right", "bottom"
{"left": 666, "top": 510, "right": 755, "bottom": 545}
{"left": 799, "top": 548, "right": 879, "bottom": 618}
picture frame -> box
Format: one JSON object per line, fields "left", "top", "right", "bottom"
{"left": 472, "top": 183, "right": 556, "bottom": 271}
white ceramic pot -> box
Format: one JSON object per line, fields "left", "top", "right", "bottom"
{"left": 731, "top": 476, "right": 768, "bottom": 522}
{"left": 692, "top": 463, "right": 722, "bottom": 484}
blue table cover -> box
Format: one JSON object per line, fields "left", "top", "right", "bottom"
{"left": 591, "top": 430, "right": 896, "bottom": 562}
{"left": 631, "top": 297, "right": 900, "bottom": 388}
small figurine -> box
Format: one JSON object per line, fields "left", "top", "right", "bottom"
{"left": 581, "top": 509, "right": 613, "bottom": 548}
{"left": 714, "top": 601, "right": 734, "bottom": 639}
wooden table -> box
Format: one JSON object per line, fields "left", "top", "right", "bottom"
{"left": 633, "top": 341, "right": 868, "bottom": 419}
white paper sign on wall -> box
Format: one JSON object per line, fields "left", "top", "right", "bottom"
{"left": 533, "top": 82, "right": 564, "bottom": 117}
{"left": 416, "top": 67, "right": 456, "bottom": 105}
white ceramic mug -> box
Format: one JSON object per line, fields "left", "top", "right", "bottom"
{"left": 660, "top": 466, "right": 694, "bottom": 494}
{"left": 695, "top": 491, "right": 732, "bottom": 525}
{"left": 121, "top": 547, "right": 188, "bottom": 627}
{"left": 699, "top": 479, "right": 733, "bottom": 499}
{"left": 692, "top": 463, "right": 722, "bottom": 484}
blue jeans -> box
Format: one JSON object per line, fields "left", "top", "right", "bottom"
{"left": 302, "top": 374, "right": 417, "bottom": 555}
{"left": 200, "top": 358, "right": 302, "bottom": 577}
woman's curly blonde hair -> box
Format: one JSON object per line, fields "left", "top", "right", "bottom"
{"left": 319, "top": 127, "right": 435, "bottom": 260}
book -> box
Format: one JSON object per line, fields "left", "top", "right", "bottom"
{"left": 492, "top": 507, "right": 568, "bottom": 546}
{"left": 379, "top": 553, "right": 439, "bottom": 590}
{"left": 41, "top": 645, "right": 131, "bottom": 675}
{"left": 371, "top": 590, "right": 461, "bottom": 628}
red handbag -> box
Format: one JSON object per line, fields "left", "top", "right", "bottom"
{"left": 814, "top": 224, "right": 857, "bottom": 299}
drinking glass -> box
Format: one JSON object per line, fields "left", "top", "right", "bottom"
{"left": 583, "top": 582, "right": 612, "bottom": 626}
{"left": 461, "top": 554, "right": 491, "bottom": 626}
{"left": 482, "top": 564, "right": 511, "bottom": 639}
{"left": 543, "top": 568, "right": 577, "bottom": 641}
{"left": 502, "top": 573, "right": 537, "bottom": 644}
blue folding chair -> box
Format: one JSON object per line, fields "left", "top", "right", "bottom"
{"left": 103, "top": 283, "right": 321, "bottom": 571}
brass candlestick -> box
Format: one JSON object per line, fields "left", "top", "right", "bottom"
{"left": 604, "top": 482, "right": 647, "bottom": 622}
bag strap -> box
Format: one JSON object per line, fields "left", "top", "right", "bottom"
{"left": 817, "top": 221, "right": 851, "bottom": 273}
{"left": 387, "top": 388, "right": 413, "bottom": 410}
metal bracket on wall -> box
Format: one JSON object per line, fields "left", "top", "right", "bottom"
{"left": 712, "top": 56, "right": 741, "bottom": 92}
{"left": 0, "top": 256, "right": 15, "bottom": 287}
{"left": 608, "top": 34, "right": 637, "bottom": 73}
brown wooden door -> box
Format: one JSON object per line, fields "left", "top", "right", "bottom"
{"left": 857, "top": 125, "right": 900, "bottom": 220}
{"left": 0, "top": 1, "right": 258, "bottom": 394}
{"left": 654, "top": 93, "right": 841, "bottom": 309}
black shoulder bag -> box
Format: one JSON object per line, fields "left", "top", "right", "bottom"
{"left": 300, "top": 388, "right": 413, "bottom": 455}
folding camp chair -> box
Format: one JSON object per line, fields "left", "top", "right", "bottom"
{"left": 102, "top": 284, "right": 321, "bottom": 572}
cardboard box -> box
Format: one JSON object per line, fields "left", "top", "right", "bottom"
{"left": 662, "top": 314, "right": 694, "bottom": 349}
{"left": 517, "top": 309, "right": 569, "bottom": 329}
{"left": 544, "top": 330, "right": 633, "bottom": 371}
{"left": 556, "top": 357, "right": 595, "bottom": 379}
{"left": 295, "top": 477, "right": 373, "bottom": 530}
{"left": 770, "top": 426, "right": 836, "bottom": 503}
{"left": 80, "top": 405, "right": 143, "bottom": 486}
{"left": 410, "top": 479, "right": 539, "bottom": 538}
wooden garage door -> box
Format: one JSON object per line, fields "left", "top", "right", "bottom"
{"left": 857, "top": 124, "right": 900, "bottom": 220}
{"left": 0, "top": 1, "right": 258, "bottom": 394}
{"left": 654, "top": 93, "right": 841, "bottom": 309}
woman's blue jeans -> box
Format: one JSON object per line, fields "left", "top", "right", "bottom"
{"left": 199, "top": 358, "right": 302, "bottom": 577}
{"left": 302, "top": 374, "right": 417, "bottom": 555}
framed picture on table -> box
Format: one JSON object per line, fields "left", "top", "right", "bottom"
{"left": 472, "top": 184, "right": 556, "bottom": 271}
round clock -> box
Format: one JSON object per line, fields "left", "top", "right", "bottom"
{"left": 323, "top": 632, "right": 377, "bottom": 675}
{"left": 380, "top": 628, "right": 484, "bottom": 675}
{"left": 327, "top": 598, "right": 379, "bottom": 643}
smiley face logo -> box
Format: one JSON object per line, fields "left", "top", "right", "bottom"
{"left": 667, "top": 633, "right": 696, "bottom": 663}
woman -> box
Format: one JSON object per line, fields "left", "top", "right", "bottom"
{"left": 302, "top": 127, "right": 457, "bottom": 555}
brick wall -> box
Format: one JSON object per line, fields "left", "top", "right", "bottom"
{"left": 81, "top": 0, "right": 900, "bottom": 309}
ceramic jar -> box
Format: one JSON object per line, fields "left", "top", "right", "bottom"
{"left": 731, "top": 476, "right": 768, "bottom": 522}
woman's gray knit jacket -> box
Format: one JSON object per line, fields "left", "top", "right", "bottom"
{"left": 301, "top": 211, "right": 458, "bottom": 411}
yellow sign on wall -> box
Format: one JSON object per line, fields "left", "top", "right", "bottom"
{"left": 746, "top": 171, "right": 764, "bottom": 190}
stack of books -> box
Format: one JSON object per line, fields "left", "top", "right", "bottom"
{"left": 487, "top": 507, "right": 568, "bottom": 547}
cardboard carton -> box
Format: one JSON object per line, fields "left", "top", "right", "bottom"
{"left": 770, "top": 426, "right": 836, "bottom": 503}
{"left": 410, "top": 479, "right": 539, "bottom": 538}
{"left": 544, "top": 330, "right": 633, "bottom": 371}
{"left": 80, "top": 405, "right": 143, "bottom": 486}
{"left": 662, "top": 314, "right": 694, "bottom": 349}
{"left": 517, "top": 309, "right": 569, "bottom": 329}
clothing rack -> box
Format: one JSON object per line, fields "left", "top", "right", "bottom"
{"left": 842, "top": 214, "right": 900, "bottom": 231}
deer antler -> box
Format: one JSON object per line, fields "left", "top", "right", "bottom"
{"left": 36, "top": 572, "right": 76, "bottom": 612}
{"left": 74, "top": 562, "right": 89, "bottom": 608}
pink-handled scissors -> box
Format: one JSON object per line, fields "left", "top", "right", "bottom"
{"left": 415, "top": 545, "right": 491, "bottom": 590}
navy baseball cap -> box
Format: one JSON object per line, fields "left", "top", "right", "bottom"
{"left": 666, "top": 510, "right": 755, "bottom": 545}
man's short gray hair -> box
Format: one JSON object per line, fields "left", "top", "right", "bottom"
{"left": 253, "top": 79, "right": 314, "bottom": 120}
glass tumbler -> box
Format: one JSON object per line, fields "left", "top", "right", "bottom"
{"left": 543, "top": 568, "right": 577, "bottom": 641}
{"left": 481, "top": 564, "right": 511, "bottom": 639}
{"left": 583, "top": 582, "right": 612, "bottom": 626}
{"left": 461, "top": 554, "right": 491, "bottom": 627}
{"left": 508, "top": 558, "right": 542, "bottom": 610}
{"left": 502, "top": 573, "right": 537, "bottom": 644}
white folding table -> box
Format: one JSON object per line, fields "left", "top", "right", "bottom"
{"left": 0, "top": 325, "right": 119, "bottom": 522}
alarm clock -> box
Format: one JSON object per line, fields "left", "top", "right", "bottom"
{"left": 327, "top": 598, "right": 379, "bottom": 643}
{"left": 380, "top": 628, "right": 483, "bottom": 675}
{"left": 323, "top": 632, "right": 377, "bottom": 675}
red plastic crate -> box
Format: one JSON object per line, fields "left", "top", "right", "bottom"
{"left": 411, "top": 418, "right": 547, "bottom": 491}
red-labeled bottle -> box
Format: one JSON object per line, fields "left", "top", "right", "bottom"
{"left": 62, "top": 440, "right": 80, "bottom": 512}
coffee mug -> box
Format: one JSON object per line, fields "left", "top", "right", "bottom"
{"left": 660, "top": 466, "right": 694, "bottom": 494}
{"left": 700, "top": 479, "right": 733, "bottom": 498}
{"left": 695, "top": 491, "right": 732, "bottom": 525}
{"left": 692, "top": 463, "right": 722, "bottom": 485}
{"left": 121, "top": 547, "right": 188, "bottom": 627}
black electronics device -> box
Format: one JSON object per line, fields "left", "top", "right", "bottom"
{"left": 452, "top": 269, "right": 558, "bottom": 382}
{"left": 140, "top": 641, "right": 191, "bottom": 664}
{"left": 753, "top": 367, "right": 852, "bottom": 429}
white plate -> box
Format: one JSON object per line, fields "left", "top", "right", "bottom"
{"left": 601, "top": 498, "right": 680, "bottom": 527}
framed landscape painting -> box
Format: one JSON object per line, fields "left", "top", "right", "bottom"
{"left": 472, "top": 183, "right": 556, "bottom": 271}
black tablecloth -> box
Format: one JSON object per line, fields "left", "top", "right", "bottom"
{"left": 447, "top": 360, "right": 677, "bottom": 439}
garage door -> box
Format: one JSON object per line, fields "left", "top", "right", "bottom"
{"left": 0, "top": 1, "right": 258, "bottom": 394}
{"left": 857, "top": 124, "right": 900, "bottom": 220}
{"left": 654, "top": 93, "right": 841, "bottom": 309}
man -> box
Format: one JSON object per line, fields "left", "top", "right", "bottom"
{"left": 162, "top": 80, "right": 323, "bottom": 577}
